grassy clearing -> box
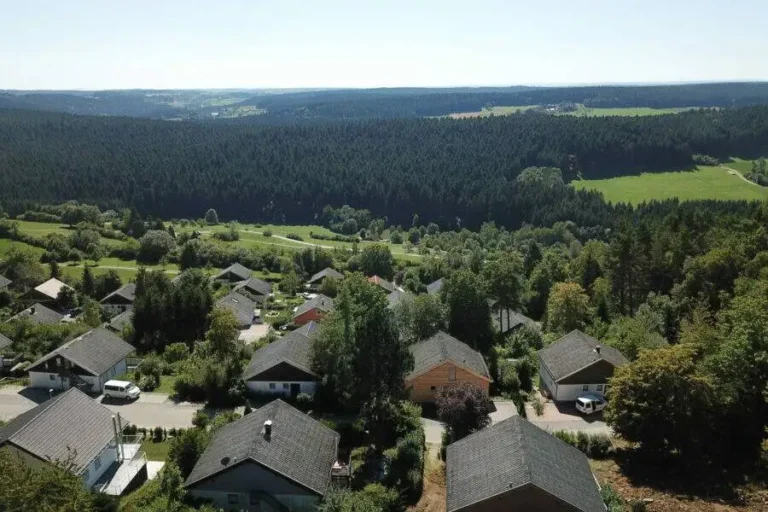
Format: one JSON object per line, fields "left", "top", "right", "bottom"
{"left": 140, "top": 439, "right": 171, "bottom": 462}
{"left": 563, "top": 105, "right": 695, "bottom": 117}
{"left": 445, "top": 105, "right": 536, "bottom": 119}
{"left": 573, "top": 165, "right": 768, "bottom": 205}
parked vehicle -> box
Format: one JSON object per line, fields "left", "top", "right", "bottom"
{"left": 575, "top": 394, "right": 606, "bottom": 415}
{"left": 103, "top": 380, "right": 141, "bottom": 400}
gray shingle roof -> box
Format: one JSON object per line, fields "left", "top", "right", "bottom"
{"left": 538, "top": 330, "right": 629, "bottom": 383}
{"left": 7, "top": 303, "right": 64, "bottom": 325}
{"left": 185, "top": 400, "right": 339, "bottom": 495}
{"left": 307, "top": 267, "right": 344, "bottom": 285}
{"left": 0, "top": 275, "right": 11, "bottom": 289}
{"left": 368, "top": 275, "right": 396, "bottom": 293}
{"left": 446, "top": 416, "right": 604, "bottom": 512}
{"left": 408, "top": 331, "right": 490, "bottom": 381}
{"left": 492, "top": 309, "right": 537, "bottom": 334}
{"left": 426, "top": 278, "right": 443, "bottom": 295}
{"left": 387, "top": 289, "right": 413, "bottom": 309}
{"left": 232, "top": 277, "right": 271, "bottom": 297}
{"left": 294, "top": 294, "right": 334, "bottom": 319}
{"left": 105, "top": 309, "right": 133, "bottom": 332}
{"left": 0, "top": 333, "right": 12, "bottom": 351}
{"left": 28, "top": 327, "right": 135, "bottom": 376}
{"left": 100, "top": 283, "right": 136, "bottom": 304}
{"left": 243, "top": 330, "right": 316, "bottom": 380}
{"left": 215, "top": 263, "right": 252, "bottom": 282}
{"left": 216, "top": 292, "right": 255, "bottom": 327}
{"left": 294, "top": 320, "right": 320, "bottom": 338}
{"left": 0, "top": 388, "right": 123, "bottom": 475}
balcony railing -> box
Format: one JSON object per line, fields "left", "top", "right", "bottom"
{"left": 93, "top": 443, "right": 147, "bottom": 496}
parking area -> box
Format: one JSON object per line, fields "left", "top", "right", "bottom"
{"left": 526, "top": 400, "right": 609, "bottom": 434}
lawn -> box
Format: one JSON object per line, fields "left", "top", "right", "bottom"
{"left": 573, "top": 165, "right": 768, "bottom": 205}
{"left": 155, "top": 375, "right": 178, "bottom": 395}
{"left": 140, "top": 439, "right": 171, "bottom": 462}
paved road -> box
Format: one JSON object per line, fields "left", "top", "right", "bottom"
{"left": 0, "top": 386, "right": 200, "bottom": 428}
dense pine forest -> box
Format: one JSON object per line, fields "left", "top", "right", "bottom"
{"left": 1, "top": 106, "right": 767, "bottom": 227}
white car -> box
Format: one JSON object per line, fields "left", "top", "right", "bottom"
{"left": 575, "top": 394, "right": 606, "bottom": 415}
{"left": 103, "top": 380, "right": 141, "bottom": 400}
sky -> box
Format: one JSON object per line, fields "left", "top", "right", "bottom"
{"left": 1, "top": 0, "right": 767, "bottom": 90}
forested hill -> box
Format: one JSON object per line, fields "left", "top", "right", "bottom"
{"left": 237, "top": 82, "right": 768, "bottom": 120}
{"left": 1, "top": 106, "right": 767, "bottom": 228}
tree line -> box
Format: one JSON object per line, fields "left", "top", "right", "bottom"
{"left": 1, "top": 106, "right": 767, "bottom": 229}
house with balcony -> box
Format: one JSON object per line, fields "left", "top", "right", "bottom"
{"left": 0, "top": 388, "right": 146, "bottom": 495}
{"left": 27, "top": 327, "right": 135, "bottom": 393}
{"left": 100, "top": 283, "right": 136, "bottom": 316}
{"left": 243, "top": 326, "right": 318, "bottom": 398}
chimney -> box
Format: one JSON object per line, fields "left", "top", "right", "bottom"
{"left": 30, "top": 306, "right": 36, "bottom": 315}
{"left": 595, "top": 345, "right": 601, "bottom": 355}
{"left": 111, "top": 415, "right": 120, "bottom": 462}
{"left": 263, "top": 420, "right": 273, "bottom": 439}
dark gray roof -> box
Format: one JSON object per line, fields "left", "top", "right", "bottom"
{"left": 100, "top": 283, "right": 136, "bottom": 304}
{"left": 0, "top": 388, "right": 124, "bottom": 475}
{"left": 446, "top": 416, "right": 604, "bottom": 512}
{"left": 368, "top": 275, "right": 396, "bottom": 293}
{"left": 0, "top": 275, "right": 11, "bottom": 289}
{"left": 426, "top": 278, "right": 443, "bottom": 295}
{"left": 185, "top": 400, "right": 339, "bottom": 495}
{"left": 307, "top": 267, "right": 344, "bottom": 284}
{"left": 233, "top": 277, "right": 271, "bottom": 297}
{"left": 243, "top": 330, "right": 316, "bottom": 381}
{"left": 28, "top": 327, "right": 135, "bottom": 376}
{"left": 492, "top": 309, "right": 537, "bottom": 334}
{"left": 215, "top": 263, "right": 252, "bottom": 281}
{"left": 216, "top": 292, "right": 255, "bottom": 327}
{"left": 294, "top": 320, "right": 320, "bottom": 338}
{"left": 105, "top": 309, "right": 133, "bottom": 332}
{"left": 294, "top": 294, "right": 334, "bottom": 319}
{"left": 7, "top": 303, "right": 64, "bottom": 325}
{"left": 408, "top": 331, "right": 490, "bottom": 381}
{"left": 0, "top": 333, "right": 12, "bottom": 351}
{"left": 387, "top": 289, "right": 413, "bottom": 308}
{"left": 538, "top": 330, "right": 629, "bottom": 383}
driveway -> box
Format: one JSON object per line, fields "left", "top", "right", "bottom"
{"left": 0, "top": 386, "right": 201, "bottom": 428}
{"left": 526, "top": 401, "right": 610, "bottom": 435}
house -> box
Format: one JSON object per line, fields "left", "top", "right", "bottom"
{"left": 446, "top": 416, "right": 605, "bottom": 512}
{"left": 217, "top": 292, "right": 257, "bottom": 329}
{"left": 386, "top": 289, "right": 413, "bottom": 309}
{"left": 232, "top": 277, "right": 272, "bottom": 305}
{"left": 21, "top": 278, "right": 72, "bottom": 304}
{"left": 492, "top": 308, "right": 537, "bottom": 335}
{"left": 213, "top": 263, "right": 252, "bottom": 284}
{"left": 105, "top": 309, "right": 133, "bottom": 334}
{"left": 0, "top": 388, "right": 147, "bottom": 495}
{"left": 7, "top": 303, "right": 64, "bottom": 325}
{"left": 0, "top": 333, "right": 19, "bottom": 373}
{"left": 306, "top": 267, "right": 344, "bottom": 290}
{"left": 0, "top": 275, "right": 11, "bottom": 291}
{"left": 293, "top": 294, "right": 333, "bottom": 326}
{"left": 426, "top": 278, "right": 443, "bottom": 296}
{"left": 100, "top": 283, "right": 136, "bottom": 316}
{"left": 368, "top": 275, "right": 397, "bottom": 293}
{"left": 243, "top": 329, "right": 318, "bottom": 397}
{"left": 538, "top": 330, "right": 629, "bottom": 402}
{"left": 406, "top": 331, "right": 491, "bottom": 403}
{"left": 27, "top": 327, "right": 135, "bottom": 393}
{"left": 184, "top": 399, "right": 345, "bottom": 511}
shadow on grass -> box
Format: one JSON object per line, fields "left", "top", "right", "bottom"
{"left": 612, "top": 447, "right": 766, "bottom": 505}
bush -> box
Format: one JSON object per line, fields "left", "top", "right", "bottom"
{"left": 153, "top": 426, "right": 164, "bottom": 442}
{"left": 163, "top": 342, "right": 190, "bottom": 364}
{"left": 553, "top": 430, "right": 613, "bottom": 459}
{"left": 168, "top": 427, "right": 177, "bottom": 438}
{"left": 531, "top": 397, "right": 545, "bottom": 416}
{"left": 385, "top": 428, "right": 425, "bottom": 502}
{"left": 294, "top": 393, "right": 313, "bottom": 411}
{"left": 262, "top": 230, "right": 273, "bottom": 237}
{"left": 192, "top": 411, "right": 210, "bottom": 429}
{"left": 138, "top": 374, "right": 159, "bottom": 391}
{"left": 601, "top": 484, "right": 626, "bottom": 511}
{"left": 286, "top": 233, "right": 303, "bottom": 241}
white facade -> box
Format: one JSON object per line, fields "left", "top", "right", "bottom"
{"left": 82, "top": 443, "right": 119, "bottom": 488}
{"left": 246, "top": 380, "right": 316, "bottom": 396}
{"left": 190, "top": 489, "right": 319, "bottom": 512}
{"left": 539, "top": 363, "right": 609, "bottom": 401}
{"left": 28, "top": 359, "right": 127, "bottom": 393}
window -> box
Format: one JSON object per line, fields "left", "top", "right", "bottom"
{"left": 448, "top": 366, "right": 456, "bottom": 382}
{"left": 596, "top": 384, "right": 604, "bottom": 392}
{"left": 283, "top": 383, "right": 289, "bottom": 390}
{"left": 582, "top": 384, "right": 589, "bottom": 392}
{"left": 228, "top": 494, "right": 238, "bottom": 504}
{"left": 49, "top": 375, "right": 56, "bottom": 381}
{"left": 94, "top": 457, "right": 101, "bottom": 470}
{"left": 83, "top": 469, "right": 90, "bottom": 482}
{"left": 269, "top": 383, "right": 276, "bottom": 390}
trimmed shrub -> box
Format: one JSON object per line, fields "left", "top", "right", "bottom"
{"left": 192, "top": 411, "right": 210, "bottom": 429}
{"left": 553, "top": 430, "right": 613, "bottom": 459}
{"left": 153, "top": 426, "right": 163, "bottom": 442}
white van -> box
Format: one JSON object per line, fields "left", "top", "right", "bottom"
{"left": 575, "top": 394, "right": 606, "bottom": 415}
{"left": 103, "top": 380, "right": 141, "bottom": 400}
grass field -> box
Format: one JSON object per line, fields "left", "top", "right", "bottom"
{"left": 562, "top": 105, "right": 695, "bottom": 117}
{"left": 445, "top": 105, "right": 537, "bottom": 119}
{"left": 573, "top": 164, "right": 768, "bottom": 205}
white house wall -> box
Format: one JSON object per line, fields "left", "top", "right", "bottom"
{"left": 83, "top": 444, "right": 119, "bottom": 488}
{"left": 29, "top": 359, "right": 127, "bottom": 393}
{"left": 246, "top": 381, "right": 316, "bottom": 396}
